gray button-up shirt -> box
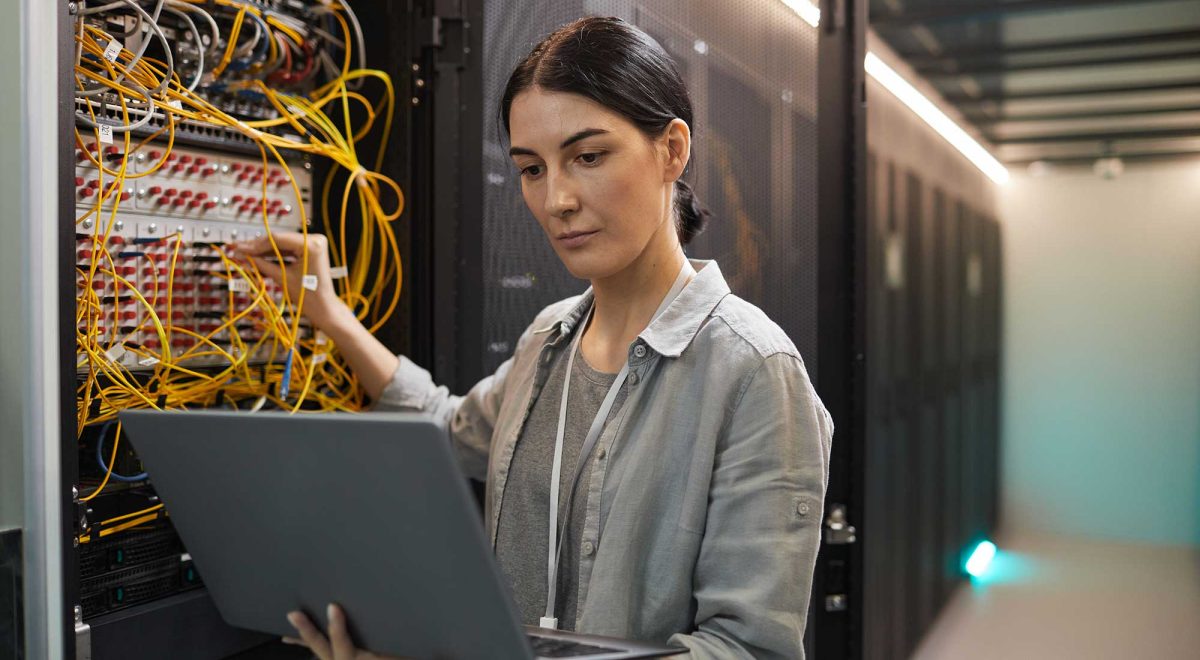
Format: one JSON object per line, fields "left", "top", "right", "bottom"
{"left": 377, "top": 259, "right": 834, "bottom": 659}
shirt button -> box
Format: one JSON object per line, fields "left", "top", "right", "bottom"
{"left": 582, "top": 541, "right": 595, "bottom": 557}
{"left": 542, "top": 351, "right": 553, "bottom": 364}
{"left": 797, "top": 501, "right": 810, "bottom": 516}
{"left": 597, "top": 448, "right": 607, "bottom": 460}
{"left": 633, "top": 344, "right": 647, "bottom": 359}
{"left": 627, "top": 371, "right": 639, "bottom": 386}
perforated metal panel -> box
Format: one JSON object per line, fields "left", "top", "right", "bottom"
{"left": 479, "top": 0, "right": 821, "bottom": 377}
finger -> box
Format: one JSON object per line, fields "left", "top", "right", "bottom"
{"left": 327, "top": 603, "right": 357, "bottom": 659}
{"left": 280, "top": 636, "right": 304, "bottom": 645}
{"left": 288, "top": 610, "right": 333, "bottom": 660}
{"left": 248, "top": 255, "right": 284, "bottom": 283}
{"left": 233, "top": 231, "right": 305, "bottom": 258}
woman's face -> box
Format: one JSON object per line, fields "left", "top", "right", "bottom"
{"left": 508, "top": 87, "right": 687, "bottom": 281}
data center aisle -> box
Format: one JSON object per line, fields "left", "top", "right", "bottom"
{"left": 911, "top": 531, "right": 1200, "bottom": 660}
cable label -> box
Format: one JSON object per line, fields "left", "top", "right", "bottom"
{"left": 302, "top": 274, "right": 319, "bottom": 291}
{"left": 98, "top": 125, "right": 114, "bottom": 145}
{"left": 312, "top": 353, "right": 328, "bottom": 365}
{"left": 329, "top": 265, "right": 348, "bottom": 279}
{"left": 137, "top": 356, "right": 160, "bottom": 367}
{"left": 228, "top": 279, "right": 250, "bottom": 292}
{"left": 105, "top": 345, "right": 127, "bottom": 363}
{"left": 103, "top": 39, "right": 122, "bottom": 63}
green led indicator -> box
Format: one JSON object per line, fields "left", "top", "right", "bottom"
{"left": 115, "top": 549, "right": 124, "bottom": 564}
{"left": 185, "top": 568, "right": 195, "bottom": 582}
{"left": 115, "top": 587, "right": 125, "bottom": 602}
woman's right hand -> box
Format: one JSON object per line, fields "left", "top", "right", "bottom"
{"left": 228, "top": 231, "right": 347, "bottom": 333}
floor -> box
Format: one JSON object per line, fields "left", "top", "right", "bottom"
{"left": 912, "top": 531, "right": 1200, "bottom": 660}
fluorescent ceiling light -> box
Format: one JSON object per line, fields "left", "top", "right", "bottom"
{"left": 865, "top": 53, "right": 1010, "bottom": 184}
{"left": 780, "top": 0, "right": 821, "bottom": 28}
{"left": 777, "top": 2, "right": 1009, "bottom": 184}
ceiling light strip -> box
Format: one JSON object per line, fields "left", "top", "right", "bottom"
{"left": 779, "top": 1, "right": 1010, "bottom": 184}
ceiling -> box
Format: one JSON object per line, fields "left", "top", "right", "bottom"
{"left": 869, "top": 0, "right": 1200, "bottom": 167}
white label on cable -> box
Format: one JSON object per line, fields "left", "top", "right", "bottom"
{"left": 228, "top": 279, "right": 250, "bottom": 292}
{"left": 311, "top": 353, "right": 327, "bottom": 365}
{"left": 98, "top": 124, "right": 114, "bottom": 145}
{"left": 138, "top": 356, "right": 160, "bottom": 367}
{"left": 315, "top": 331, "right": 328, "bottom": 346}
{"left": 286, "top": 104, "right": 305, "bottom": 116}
{"left": 167, "top": 99, "right": 183, "bottom": 111}
{"left": 329, "top": 266, "right": 348, "bottom": 279}
{"left": 103, "top": 39, "right": 123, "bottom": 62}
{"left": 302, "top": 274, "right": 319, "bottom": 291}
{"left": 105, "top": 345, "right": 127, "bottom": 363}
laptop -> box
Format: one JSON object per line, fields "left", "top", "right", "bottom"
{"left": 119, "top": 409, "right": 687, "bottom": 659}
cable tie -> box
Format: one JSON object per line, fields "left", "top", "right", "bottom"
{"left": 352, "top": 166, "right": 368, "bottom": 188}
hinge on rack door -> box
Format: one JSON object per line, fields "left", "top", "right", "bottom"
{"left": 823, "top": 503, "right": 857, "bottom": 545}
{"left": 74, "top": 605, "right": 92, "bottom": 660}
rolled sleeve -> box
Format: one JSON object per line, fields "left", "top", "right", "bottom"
{"left": 668, "top": 353, "right": 833, "bottom": 659}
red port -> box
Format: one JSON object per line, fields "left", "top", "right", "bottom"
{"left": 231, "top": 195, "right": 244, "bottom": 203}
{"left": 195, "top": 157, "right": 208, "bottom": 166}
{"left": 120, "top": 311, "right": 136, "bottom": 320}
{"left": 164, "top": 188, "right": 178, "bottom": 196}
{"left": 203, "top": 201, "right": 217, "bottom": 211}
{"left": 179, "top": 190, "right": 193, "bottom": 198}
{"left": 143, "top": 339, "right": 160, "bottom": 348}
{"left": 80, "top": 189, "right": 95, "bottom": 198}
{"left": 188, "top": 199, "right": 201, "bottom": 208}
{"left": 104, "top": 146, "right": 119, "bottom": 155}
{"left": 180, "top": 155, "right": 193, "bottom": 164}
{"left": 120, "top": 192, "right": 131, "bottom": 201}
{"left": 155, "top": 197, "right": 168, "bottom": 206}
{"left": 230, "top": 163, "right": 242, "bottom": 171}
{"left": 148, "top": 185, "right": 162, "bottom": 195}
{"left": 172, "top": 163, "right": 185, "bottom": 173}
{"left": 87, "top": 179, "right": 99, "bottom": 189}
{"left": 110, "top": 237, "right": 125, "bottom": 245}
{"left": 74, "top": 177, "right": 84, "bottom": 187}
{"left": 172, "top": 198, "right": 186, "bottom": 207}
{"left": 90, "top": 281, "right": 105, "bottom": 290}
{"left": 171, "top": 338, "right": 190, "bottom": 347}
{"left": 195, "top": 192, "right": 208, "bottom": 200}
{"left": 188, "top": 165, "right": 200, "bottom": 174}
{"left": 77, "top": 249, "right": 93, "bottom": 259}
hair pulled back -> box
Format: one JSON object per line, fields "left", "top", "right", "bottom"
{"left": 501, "top": 16, "right": 711, "bottom": 245}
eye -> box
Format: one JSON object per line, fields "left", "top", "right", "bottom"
{"left": 577, "top": 152, "right": 605, "bottom": 166}
{"left": 520, "top": 164, "right": 543, "bottom": 178}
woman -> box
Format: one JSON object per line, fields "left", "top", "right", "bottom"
{"left": 233, "top": 16, "right": 832, "bottom": 659}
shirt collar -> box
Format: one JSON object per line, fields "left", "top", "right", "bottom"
{"left": 535, "top": 259, "right": 730, "bottom": 358}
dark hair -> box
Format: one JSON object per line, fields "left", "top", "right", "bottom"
{"left": 501, "top": 16, "right": 711, "bottom": 246}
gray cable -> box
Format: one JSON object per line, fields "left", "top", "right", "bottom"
{"left": 161, "top": 5, "right": 202, "bottom": 91}
{"left": 79, "top": 0, "right": 173, "bottom": 99}
{"left": 76, "top": 75, "right": 159, "bottom": 133}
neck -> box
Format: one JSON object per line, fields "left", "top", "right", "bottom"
{"left": 586, "top": 229, "right": 693, "bottom": 348}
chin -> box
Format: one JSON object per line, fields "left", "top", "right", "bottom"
{"left": 554, "top": 247, "right": 628, "bottom": 282}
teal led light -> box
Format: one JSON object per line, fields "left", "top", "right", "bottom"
{"left": 965, "top": 540, "right": 997, "bottom": 578}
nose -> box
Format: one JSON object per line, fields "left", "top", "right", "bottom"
{"left": 543, "top": 169, "right": 579, "bottom": 219}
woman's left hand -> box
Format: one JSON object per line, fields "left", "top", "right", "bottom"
{"left": 284, "top": 603, "right": 404, "bottom": 660}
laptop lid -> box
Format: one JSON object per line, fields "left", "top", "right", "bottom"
{"left": 119, "top": 409, "right": 534, "bottom": 659}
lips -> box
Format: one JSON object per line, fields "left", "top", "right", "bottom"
{"left": 556, "top": 229, "right": 599, "bottom": 249}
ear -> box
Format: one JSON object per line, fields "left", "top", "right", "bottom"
{"left": 660, "top": 118, "right": 691, "bottom": 184}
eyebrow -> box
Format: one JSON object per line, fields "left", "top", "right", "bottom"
{"left": 508, "top": 128, "right": 610, "bottom": 157}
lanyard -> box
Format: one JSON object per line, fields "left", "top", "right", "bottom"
{"left": 540, "top": 262, "right": 693, "bottom": 629}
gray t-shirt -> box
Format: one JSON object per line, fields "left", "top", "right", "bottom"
{"left": 494, "top": 337, "right": 628, "bottom": 630}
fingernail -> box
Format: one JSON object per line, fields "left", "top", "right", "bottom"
{"left": 286, "top": 611, "right": 300, "bottom": 627}
{"left": 326, "top": 603, "right": 336, "bottom": 620}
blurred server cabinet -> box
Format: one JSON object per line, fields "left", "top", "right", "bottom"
{"left": 862, "top": 151, "right": 1002, "bottom": 659}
